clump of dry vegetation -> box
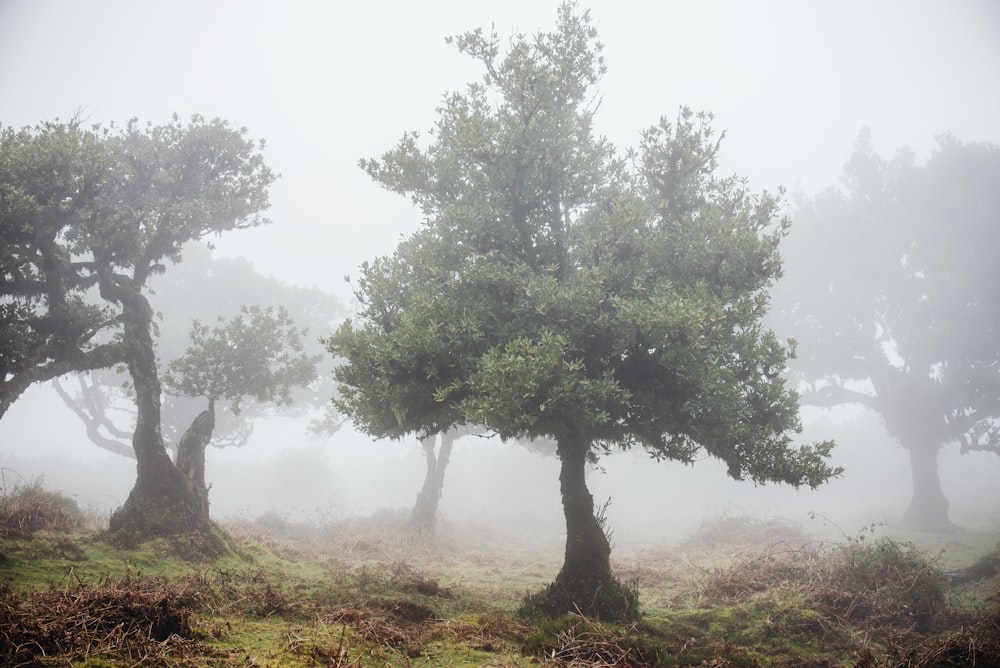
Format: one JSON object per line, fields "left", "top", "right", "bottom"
{"left": 523, "top": 612, "right": 663, "bottom": 667}
{"left": 682, "top": 514, "right": 813, "bottom": 557}
{"left": 0, "top": 475, "right": 87, "bottom": 537}
{"left": 0, "top": 574, "right": 205, "bottom": 666}
{"left": 701, "top": 533, "right": 961, "bottom": 655}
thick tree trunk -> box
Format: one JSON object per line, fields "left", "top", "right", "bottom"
{"left": 106, "top": 286, "right": 208, "bottom": 544}
{"left": 556, "top": 436, "right": 612, "bottom": 582}
{"left": 901, "top": 442, "right": 953, "bottom": 531}
{"left": 521, "top": 434, "right": 637, "bottom": 621}
{"left": 410, "top": 430, "right": 456, "bottom": 533}
{"left": 176, "top": 399, "right": 216, "bottom": 522}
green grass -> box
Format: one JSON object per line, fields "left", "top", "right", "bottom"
{"left": 1, "top": 498, "right": 998, "bottom": 667}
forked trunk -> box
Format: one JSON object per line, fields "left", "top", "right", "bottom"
{"left": 107, "top": 288, "right": 208, "bottom": 544}
{"left": 521, "top": 434, "right": 637, "bottom": 621}
{"left": 176, "top": 400, "right": 216, "bottom": 522}
{"left": 901, "top": 441, "right": 953, "bottom": 531}
{"left": 411, "top": 431, "right": 456, "bottom": 533}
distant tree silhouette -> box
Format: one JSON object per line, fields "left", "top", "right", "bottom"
{"left": 773, "top": 130, "right": 1000, "bottom": 530}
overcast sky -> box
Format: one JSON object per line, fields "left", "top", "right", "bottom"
{"left": 3, "top": 0, "right": 998, "bottom": 299}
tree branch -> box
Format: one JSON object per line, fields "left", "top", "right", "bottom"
{"left": 798, "top": 382, "right": 880, "bottom": 411}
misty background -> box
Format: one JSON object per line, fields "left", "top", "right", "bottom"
{"left": 1, "top": 1, "right": 998, "bottom": 540}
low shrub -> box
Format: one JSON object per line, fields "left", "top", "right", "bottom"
{"left": 0, "top": 477, "right": 85, "bottom": 537}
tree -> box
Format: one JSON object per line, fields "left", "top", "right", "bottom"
{"left": 52, "top": 242, "right": 343, "bottom": 460}
{"left": 164, "top": 305, "right": 320, "bottom": 520}
{"left": 1, "top": 121, "right": 125, "bottom": 417}
{"left": 410, "top": 426, "right": 555, "bottom": 534}
{"left": 327, "top": 4, "right": 838, "bottom": 620}
{"left": 410, "top": 428, "right": 463, "bottom": 533}
{"left": 772, "top": 130, "right": 1000, "bottom": 530}
{"left": 0, "top": 115, "right": 275, "bottom": 542}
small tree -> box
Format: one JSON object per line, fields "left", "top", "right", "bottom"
{"left": 163, "top": 305, "right": 320, "bottom": 520}
{"left": 52, "top": 243, "right": 342, "bottom": 460}
{"left": 0, "top": 115, "right": 275, "bottom": 543}
{"left": 411, "top": 429, "right": 462, "bottom": 533}
{"left": 772, "top": 130, "right": 1000, "bottom": 530}
{"left": 328, "top": 4, "right": 838, "bottom": 620}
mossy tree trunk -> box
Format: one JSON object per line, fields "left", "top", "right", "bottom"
{"left": 523, "top": 434, "right": 637, "bottom": 621}
{"left": 410, "top": 430, "right": 456, "bottom": 533}
{"left": 175, "top": 399, "right": 216, "bottom": 522}
{"left": 105, "top": 283, "right": 208, "bottom": 543}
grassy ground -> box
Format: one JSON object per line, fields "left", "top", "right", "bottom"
{"left": 1, "top": 482, "right": 998, "bottom": 667}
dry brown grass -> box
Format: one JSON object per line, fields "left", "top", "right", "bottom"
{"left": 702, "top": 536, "right": 955, "bottom": 651}
{"left": 0, "top": 573, "right": 209, "bottom": 667}
{"left": 0, "top": 476, "right": 88, "bottom": 538}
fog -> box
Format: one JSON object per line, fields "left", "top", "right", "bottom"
{"left": 1, "top": 1, "right": 999, "bottom": 544}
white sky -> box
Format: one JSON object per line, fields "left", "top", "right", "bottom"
{"left": 3, "top": 0, "right": 998, "bottom": 298}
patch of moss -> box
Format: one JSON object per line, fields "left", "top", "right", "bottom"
{"left": 518, "top": 571, "right": 640, "bottom": 622}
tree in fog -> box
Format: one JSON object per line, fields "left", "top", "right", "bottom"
{"left": 1, "top": 122, "right": 126, "bottom": 417}
{"left": 773, "top": 131, "right": 1000, "bottom": 530}
{"left": 163, "top": 305, "right": 319, "bottom": 520}
{"left": 53, "top": 242, "right": 343, "bottom": 461}
{"left": 410, "top": 426, "right": 553, "bottom": 534}
{"left": 327, "top": 5, "right": 838, "bottom": 620}
{"left": 0, "top": 116, "right": 274, "bottom": 543}
{"left": 410, "top": 427, "right": 465, "bottom": 533}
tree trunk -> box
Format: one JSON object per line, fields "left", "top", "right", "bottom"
{"left": 106, "top": 286, "right": 208, "bottom": 544}
{"left": 521, "top": 434, "right": 637, "bottom": 621}
{"left": 901, "top": 442, "right": 953, "bottom": 531}
{"left": 176, "top": 399, "right": 216, "bottom": 522}
{"left": 557, "top": 436, "right": 612, "bottom": 582}
{"left": 410, "top": 430, "right": 456, "bottom": 533}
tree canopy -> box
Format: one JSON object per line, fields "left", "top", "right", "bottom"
{"left": 52, "top": 242, "right": 343, "bottom": 459}
{"left": 164, "top": 304, "right": 320, "bottom": 521}
{"left": 0, "top": 114, "right": 275, "bottom": 543}
{"left": 328, "top": 4, "right": 838, "bottom": 619}
{"left": 165, "top": 305, "right": 319, "bottom": 417}
{"left": 772, "top": 130, "right": 1000, "bottom": 529}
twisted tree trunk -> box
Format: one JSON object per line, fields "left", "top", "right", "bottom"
{"left": 104, "top": 279, "right": 208, "bottom": 544}
{"left": 410, "top": 430, "right": 456, "bottom": 533}
{"left": 523, "top": 434, "right": 637, "bottom": 621}
{"left": 176, "top": 399, "right": 216, "bottom": 522}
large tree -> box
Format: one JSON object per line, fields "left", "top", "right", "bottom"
{"left": 0, "top": 116, "right": 274, "bottom": 542}
{"left": 327, "top": 5, "right": 838, "bottom": 620}
{"left": 772, "top": 130, "right": 1000, "bottom": 530}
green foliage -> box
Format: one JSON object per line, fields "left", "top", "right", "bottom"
{"left": 329, "top": 1, "right": 837, "bottom": 625}
{"left": 0, "top": 114, "right": 275, "bottom": 419}
{"left": 164, "top": 304, "right": 320, "bottom": 415}
{"left": 53, "top": 242, "right": 344, "bottom": 458}
{"left": 1, "top": 113, "right": 276, "bottom": 541}
{"left": 329, "top": 4, "right": 837, "bottom": 483}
